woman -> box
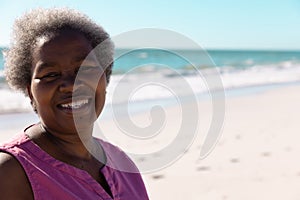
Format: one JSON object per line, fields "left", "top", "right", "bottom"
{"left": 0, "top": 8, "right": 149, "bottom": 200}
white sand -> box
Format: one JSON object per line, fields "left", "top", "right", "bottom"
{"left": 1, "top": 85, "right": 300, "bottom": 199}
{"left": 142, "top": 85, "right": 300, "bottom": 200}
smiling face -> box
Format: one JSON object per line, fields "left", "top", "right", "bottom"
{"left": 28, "top": 30, "right": 106, "bottom": 134}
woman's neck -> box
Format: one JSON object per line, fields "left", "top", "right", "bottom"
{"left": 29, "top": 123, "right": 97, "bottom": 160}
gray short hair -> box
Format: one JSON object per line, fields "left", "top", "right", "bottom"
{"left": 4, "top": 7, "right": 114, "bottom": 95}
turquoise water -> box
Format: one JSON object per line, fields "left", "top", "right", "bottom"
{"left": 1, "top": 48, "right": 300, "bottom": 73}
{"left": 114, "top": 49, "right": 300, "bottom": 73}
{"left": 208, "top": 50, "right": 300, "bottom": 67}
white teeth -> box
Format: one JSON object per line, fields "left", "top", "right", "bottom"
{"left": 60, "top": 99, "right": 89, "bottom": 109}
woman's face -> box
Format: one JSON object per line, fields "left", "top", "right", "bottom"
{"left": 28, "top": 30, "right": 106, "bottom": 134}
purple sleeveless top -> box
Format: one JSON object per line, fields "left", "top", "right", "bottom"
{"left": 0, "top": 131, "right": 149, "bottom": 200}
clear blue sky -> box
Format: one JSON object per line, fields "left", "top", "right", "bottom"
{"left": 1, "top": 0, "right": 300, "bottom": 50}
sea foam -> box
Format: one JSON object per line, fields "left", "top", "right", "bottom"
{"left": 1, "top": 62, "right": 299, "bottom": 114}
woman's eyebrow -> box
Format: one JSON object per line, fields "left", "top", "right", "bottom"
{"left": 35, "top": 62, "right": 57, "bottom": 73}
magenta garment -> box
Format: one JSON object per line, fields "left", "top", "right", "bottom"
{"left": 0, "top": 131, "right": 149, "bottom": 200}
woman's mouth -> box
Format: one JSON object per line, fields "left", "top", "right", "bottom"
{"left": 57, "top": 98, "right": 92, "bottom": 114}
{"left": 59, "top": 99, "right": 89, "bottom": 109}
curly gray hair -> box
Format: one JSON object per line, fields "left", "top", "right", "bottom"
{"left": 4, "top": 7, "right": 114, "bottom": 95}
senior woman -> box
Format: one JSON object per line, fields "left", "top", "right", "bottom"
{"left": 0, "top": 8, "right": 148, "bottom": 200}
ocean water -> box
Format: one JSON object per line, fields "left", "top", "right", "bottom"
{"left": 0, "top": 48, "right": 300, "bottom": 113}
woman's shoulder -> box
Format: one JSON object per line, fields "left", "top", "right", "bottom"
{"left": 0, "top": 152, "right": 34, "bottom": 199}
{"left": 0, "top": 131, "right": 30, "bottom": 149}
{"left": 0, "top": 152, "right": 24, "bottom": 178}
{"left": 0, "top": 129, "right": 35, "bottom": 199}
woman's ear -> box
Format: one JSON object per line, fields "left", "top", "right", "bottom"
{"left": 26, "top": 85, "right": 33, "bottom": 100}
{"left": 27, "top": 85, "right": 37, "bottom": 113}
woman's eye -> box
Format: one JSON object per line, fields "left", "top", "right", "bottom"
{"left": 40, "top": 72, "right": 60, "bottom": 80}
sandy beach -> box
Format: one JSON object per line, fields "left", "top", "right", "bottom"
{"left": 1, "top": 84, "right": 300, "bottom": 199}
{"left": 141, "top": 85, "right": 300, "bottom": 200}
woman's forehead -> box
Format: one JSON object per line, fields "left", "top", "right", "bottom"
{"left": 36, "top": 30, "right": 92, "bottom": 49}
{"left": 31, "top": 30, "right": 98, "bottom": 71}
{"left": 33, "top": 31, "right": 93, "bottom": 58}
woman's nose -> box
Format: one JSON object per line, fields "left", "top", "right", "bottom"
{"left": 58, "top": 72, "right": 82, "bottom": 93}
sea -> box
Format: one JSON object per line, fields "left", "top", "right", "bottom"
{"left": 0, "top": 47, "right": 300, "bottom": 115}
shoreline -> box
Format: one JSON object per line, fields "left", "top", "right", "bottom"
{"left": 0, "top": 80, "right": 299, "bottom": 116}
